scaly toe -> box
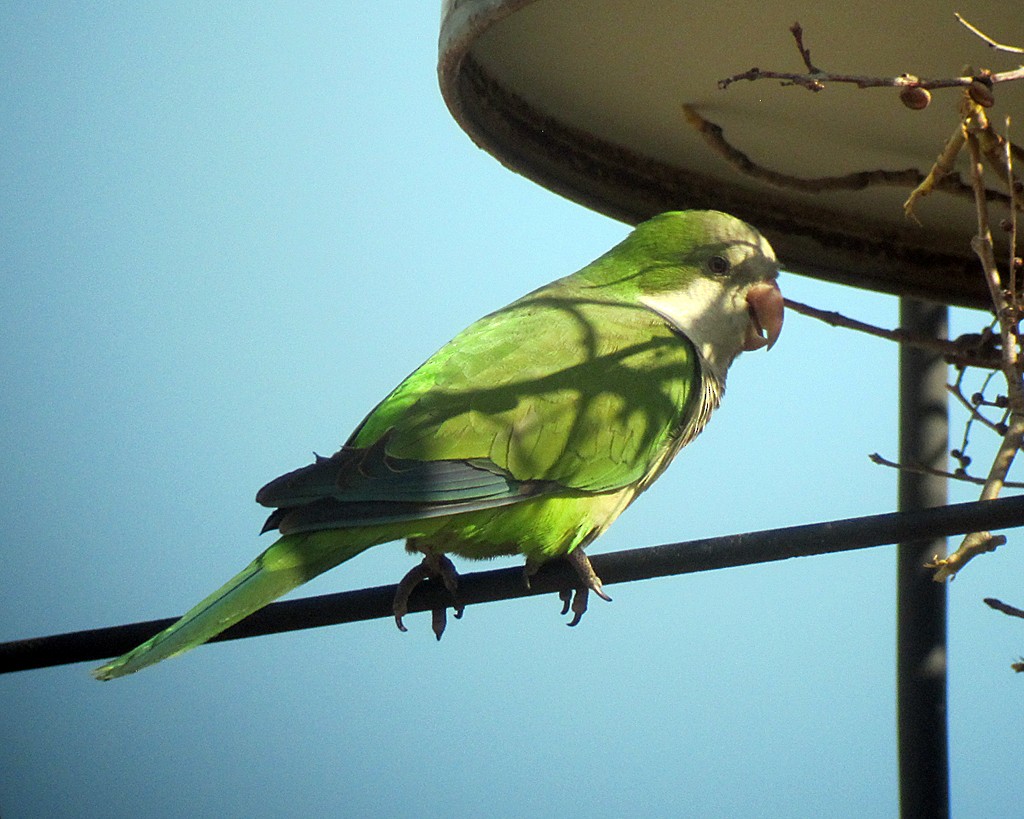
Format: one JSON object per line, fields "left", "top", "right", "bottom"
{"left": 431, "top": 607, "right": 447, "bottom": 641}
{"left": 392, "top": 561, "right": 432, "bottom": 633}
{"left": 433, "top": 554, "right": 464, "bottom": 619}
{"left": 567, "top": 547, "right": 612, "bottom": 603}
{"left": 391, "top": 553, "right": 464, "bottom": 635}
{"left": 566, "top": 587, "right": 589, "bottom": 627}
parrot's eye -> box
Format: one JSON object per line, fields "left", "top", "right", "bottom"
{"left": 707, "top": 255, "right": 731, "bottom": 275}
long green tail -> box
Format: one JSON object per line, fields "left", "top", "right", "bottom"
{"left": 93, "top": 531, "right": 372, "bottom": 680}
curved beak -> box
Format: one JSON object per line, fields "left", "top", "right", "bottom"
{"left": 743, "top": 280, "right": 784, "bottom": 351}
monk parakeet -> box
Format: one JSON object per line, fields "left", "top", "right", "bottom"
{"left": 93, "top": 210, "right": 783, "bottom": 680}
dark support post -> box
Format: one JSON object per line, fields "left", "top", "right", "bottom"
{"left": 897, "top": 298, "right": 950, "bottom": 818}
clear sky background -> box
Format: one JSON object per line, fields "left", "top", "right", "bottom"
{"left": 2, "top": 4, "right": 1022, "bottom": 818}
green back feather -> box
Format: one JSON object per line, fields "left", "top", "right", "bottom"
{"left": 350, "top": 282, "right": 701, "bottom": 493}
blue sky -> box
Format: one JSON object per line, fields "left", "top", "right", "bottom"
{"left": 2, "top": 4, "right": 1022, "bottom": 817}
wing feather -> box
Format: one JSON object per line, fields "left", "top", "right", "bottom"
{"left": 258, "top": 280, "right": 709, "bottom": 535}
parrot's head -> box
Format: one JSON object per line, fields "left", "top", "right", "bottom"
{"left": 626, "top": 210, "right": 784, "bottom": 383}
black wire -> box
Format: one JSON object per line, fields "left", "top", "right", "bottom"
{"left": 3, "top": 493, "right": 1023, "bottom": 674}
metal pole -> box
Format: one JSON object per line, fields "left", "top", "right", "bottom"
{"left": 897, "top": 297, "right": 950, "bottom": 818}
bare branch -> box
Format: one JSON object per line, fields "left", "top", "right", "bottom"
{"left": 783, "top": 297, "right": 1001, "bottom": 368}
{"left": 931, "top": 107, "right": 1024, "bottom": 580}
{"left": 984, "top": 597, "right": 1024, "bottom": 618}
{"left": 904, "top": 122, "right": 968, "bottom": 220}
{"left": 719, "top": 19, "right": 1024, "bottom": 94}
{"left": 684, "top": 105, "right": 928, "bottom": 190}
{"left": 955, "top": 13, "right": 1024, "bottom": 55}
{"left": 904, "top": 90, "right": 1024, "bottom": 218}
{"left": 708, "top": 22, "right": 1024, "bottom": 581}
{"left": 789, "top": 22, "right": 821, "bottom": 73}
{"left": 982, "top": 599, "right": 1024, "bottom": 672}
{"left": 682, "top": 105, "right": 1008, "bottom": 210}
{"left": 947, "top": 380, "right": 1008, "bottom": 434}
{"left": 1005, "top": 116, "right": 1021, "bottom": 313}
{"left": 719, "top": 63, "right": 1024, "bottom": 93}
{"left": 870, "top": 451, "right": 1024, "bottom": 488}
{"left": 973, "top": 107, "right": 1024, "bottom": 181}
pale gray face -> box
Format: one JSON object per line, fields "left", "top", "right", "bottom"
{"left": 638, "top": 220, "right": 783, "bottom": 383}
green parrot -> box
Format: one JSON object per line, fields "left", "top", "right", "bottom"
{"left": 93, "top": 210, "right": 783, "bottom": 680}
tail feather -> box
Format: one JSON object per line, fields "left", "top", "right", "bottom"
{"left": 93, "top": 532, "right": 370, "bottom": 680}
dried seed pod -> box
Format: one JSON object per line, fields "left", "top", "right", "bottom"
{"left": 969, "top": 79, "right": 995, "bottom": 108}
{"left": 899, "top": 85, "right": 931, "bottom": 110}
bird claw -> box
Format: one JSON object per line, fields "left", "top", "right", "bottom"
{"left": 393, "top": 562, "right": 431, "bottom": 632}
{"left": 392, "top": 552, "right": 463, "bottom": 637}
{"left": 522, "top": 549, "right": 613, "bottom": 625}
{"left": 560, "top": 548, "right": 612, "bottom": 626}
{"left": 566, "top": 587, "right": 588, "bottom": 627}
{"left": 431, "top": 607, "right": 447, "bottom": 641}
{"left": 567, "top": 547, "right": 612, "bottom": 603}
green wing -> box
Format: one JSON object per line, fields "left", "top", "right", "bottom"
{"left": 259, "top": 280, "right": 704, "bottom": 535}
{"left": 353, "top": 282, "right": 701, "bottom": 488}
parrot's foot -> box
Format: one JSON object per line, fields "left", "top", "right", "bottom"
{"left": 563, "top": 548, "right": 612, "bottom": 627}
{"left": 393, "top": 552, "right": 463, "bottom": 639}
{"left": 524, "top": 549, "right": 612, "bottom": 627}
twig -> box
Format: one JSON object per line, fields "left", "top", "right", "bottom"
{"left": 869, "top": 452, "right": 1024, "bottom": 488}
{"left": 789, "top": 22, "right": 820, "bottom": 73}
{"left": 903, "top": 77, "right": 1024, "bottom": 218}
{"left": 931, "top": 103, "right": 1024, "bottom": 580}
{"left": 711, "top": 22, "right": 1024, "bottom": 579}
{"left": 683, "top": 106, "right": 928, "bottom": 191}
{"left": 682, "top": 105, "right": 1005, "bottom": 209}
{"left": 983, "top": 598, "right": 1024, "bottom": 673}
{"left": 947, "top": 380, "right": 1008, "bottom": 434}
{"left": 984, "top": 597, "right": 1024, "bottom": 618}
{"left": 972, "top": 105, "right": 1024, "bottom": 182}
{"left": 955, "top": 13, "right": 1024, "bottom": 55}
{"left": 719, "top": 63, "right": 1024, "bottom": 93}
{"left": 1006, "top": 116, "right": 1021, "bottom": 315}
{"left": 904, "top": 123, "right": 968, "bottom": 221}
{"left": 966, "top": 112, "right": 1024, "bottom": 411}
{"left": 783, "top": 298, "right": 1002, "bottom": 368}
{"left": 719, "top": 20, "right": 1024, "bottom": 92}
